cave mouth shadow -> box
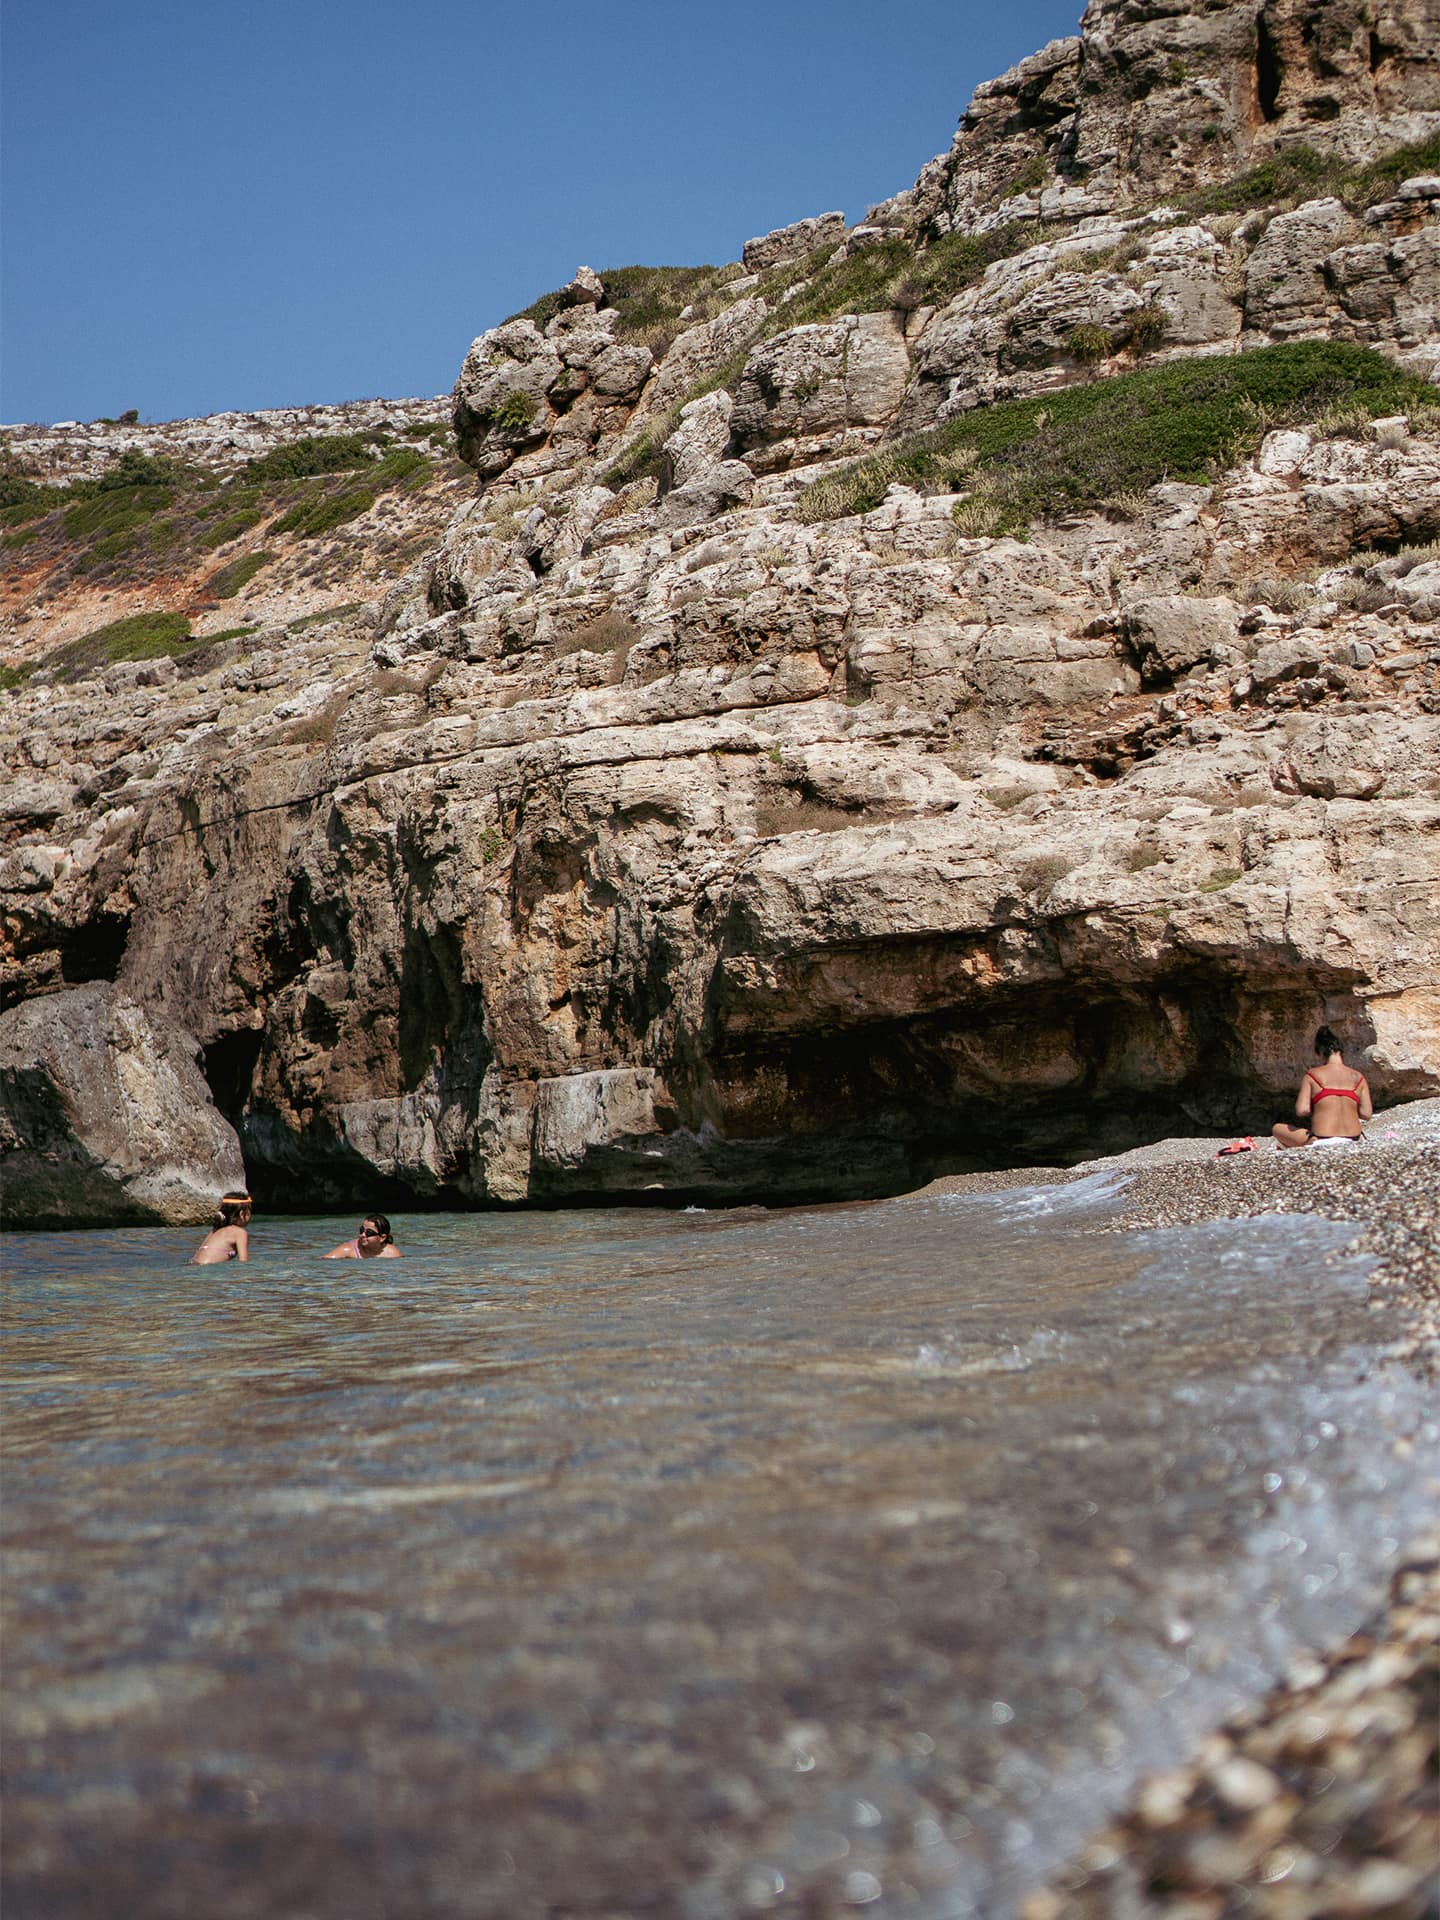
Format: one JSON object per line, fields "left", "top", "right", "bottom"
{"left": 685, "top": 984, "right": 1380, "bottom": 1201}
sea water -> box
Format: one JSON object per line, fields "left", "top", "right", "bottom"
{"left": 3, "top": 1179, "right": 1436, "bottom": 1919}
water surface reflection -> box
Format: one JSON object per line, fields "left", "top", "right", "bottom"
{"left": 4, "top": 1185, "right": 1435, "bottom": 1917}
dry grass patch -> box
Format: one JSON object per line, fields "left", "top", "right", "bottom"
{"left": 755, "top": 798, "right": 866, "bottom": 837}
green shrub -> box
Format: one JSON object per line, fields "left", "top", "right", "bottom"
{"left": 372, "top": 446, "right": 429, "bottom": 483}
{"left": 272, "top": 486, "right": 377, "bottom": 537}
{"left": 487, "top": 390, "right": 538, "bottom": 435}
{"left": 1352, "top": 133, "right": 1440, "bottom": 199}
{"left": 750, "top": 225, "right": 1051, "bottom": 333}
{"left": 604, "top": 421, "right": 672, "bottom": 490}
{"left": 209, "top": 550, "right": 273, "bottom": 597}
{"left": 796, "top": 341, "right": 1435, "bottom": 527}
{"left": 594, "top": 264, "right": 725, "bottom": 334}
{"left": 507, "top": 287, "right": 568, "bottom": 331}
{"left": 951, "top": 486, "right": 1029, "bottom": 540}
{"left": 507, "top": 264, "right": 729, "bottom": 337}
{"left": 200, "top": 505, "right": 264, "bottom": 547}
{"left": 1003, "top": 154, "right": 1049, "bottom": 196}
{"left": 46, "top": 610, "right": 196, "bottom": 680}
{"left": 1181, "top": 134, "right": 1440, "bottom": 217}
{"left": 769, "top": 237, "right": 914, "bottom": 327}
{"left": 63, "top": 484, "right": 174, "bottom": 541}
{"left": 1127, "top": 305, "right": 1169, "bottom": 353}
{"left": 0, "top": 471, "right": 61, "bottom": 517}
{"left": 246, "top": 433, "right": 380, "bottom": 483}
{"left": 1067, "top": 324, "right": 1112, "bottom": 363}
{"left": 94, "top": 448, "right": 186, "bottom": 491}
{"left": 912, "top": 224, "right": 1050, "bottom": 308}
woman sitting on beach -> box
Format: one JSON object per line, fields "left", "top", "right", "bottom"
{"left": 324, "top": 1213, "right": 402, "bottom": 1259}
{"left": 1272, "top": 1026, "right": 1372, "bottom": 1149}
{"left": 191, "top": 1192, "right": 252, "bottom": 1263}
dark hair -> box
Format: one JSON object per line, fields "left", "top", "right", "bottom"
{"left": 1314, "top": 1025, "right": 1343, "bottom": 1058}
{"left": 363, "top": 1213, "right": 392, "bottom": 1242}
{"left": 216, "top": 1191, "right": 252, "bottom": 1226}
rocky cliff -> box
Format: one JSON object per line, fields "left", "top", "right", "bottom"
{"left": 3, "top": 0, "right": 1438, "bottom": 1223}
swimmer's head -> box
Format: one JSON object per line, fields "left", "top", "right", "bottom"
{"left": 359, "top": 1214, "right": 391, "bottom": 1247}
{"left": 1314, "top": 1025, "right": 1343, "bottom": 1059}
{"left": 216, "top": 1191, "right": 252, "bottom": 1226}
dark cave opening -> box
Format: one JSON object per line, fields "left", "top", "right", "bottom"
{"left": 202, "top": 1028, "right": 264, "bottom": 1129}
{"left": 59, "top": 913, "right": 131, "bottom": 986}
{"left": 1255, "top": 15, "right": 1283, "bottom": 121}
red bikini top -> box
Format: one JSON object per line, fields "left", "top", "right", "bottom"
{"left": 1306, "top": 1072, "right": 1363, "bottom": 1105}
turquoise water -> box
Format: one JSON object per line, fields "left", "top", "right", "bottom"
{"left": 3, "top": 1181, "right": 1436, "bottom": 1917}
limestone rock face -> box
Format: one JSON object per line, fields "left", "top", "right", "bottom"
{"left": 0, "top": 985, "right": 245, "bottom": 1227}
{"left": 628, "top": 299, "right": 769, "bottom": 424}
{"left": 662, "top": 391, "right": 734, "bottom": 490}
{"left": 910, "top": 0, "right": 1440, "bottom": 237}
{"left": 1245, "top": 200, "right": 1358, "bottom": 336}
{"left": 4, "top": 0, "right": 1440, "bottom": 1219}
{"left": 452, "top": 295, "right": 654, "bottom": 483}
{"left": 1124, "top": 597, "right": 1242, "bottom": 685}
{"left": 742, "top": 213, "right": 846, "bottom": 275}
{"left": 731, "top": 314, "right": 911, "bottom": 463}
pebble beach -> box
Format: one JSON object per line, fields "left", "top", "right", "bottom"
{"left": 929, "top": 1100, "right": 1440, "bottom": 1919}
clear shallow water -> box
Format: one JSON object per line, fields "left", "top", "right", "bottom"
{"left": 3, "top": 1182, "right": 1436, "bottom": 1919}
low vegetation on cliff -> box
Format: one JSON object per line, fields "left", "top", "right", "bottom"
{"left": 0, "top": 414, "right": 467, "bottom": 683}
{"left": 795, "top": 342, "right": 1440, "bottom": 528}
{"left": 1180, "top": 133, "right": 1440, "bottom": 217}
{"left": 0, "top": 426, "right": 455, "bottom": 599}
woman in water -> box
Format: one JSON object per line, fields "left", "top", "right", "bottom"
{"left": 191, "top": 1192, "right": 252, "bottom": 1263}
{"left": 324, "top": 1213, "right": 402, "bottom": 1259}
{"left": 1272, "top": 1025, "right": 1372, "bottom": 1149}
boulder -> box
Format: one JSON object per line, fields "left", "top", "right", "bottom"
{"left": 1133, "top": 225, "right": 1242, "bottom": 348}
{"left": 654, "top": 459, "right": 756, "bottom": 529}
{"left": 1278, "top": 716, "right": 1386, "bottom": 799}
{"left": 1249, "top": 635, "right": 1325, "bottom": 691}
{"left": 999, "top": 272, "right": 1142, "bottom": 372}
{"left": 630, "top": 299, "right": 768, "bottom": 422}
{"left": 662, "top": 390, "right": 734, "bottom": 490}
{"left": 0, "top": 984, "right": 245, "bottom": 1228}
{"left": 742, "top": 213, "right": 846, "bottom": 275}
{"left": 1244, "top": 200, "right": 1354, "bottom": 336}
{"left": 731, "top": 313, "right": 909, "bottom": 450}
{"left": 452, "top": 319, "right": 564, "bottom": 475}
{"left": 1123, "top": 596, "right": 1240, "bottom": 684}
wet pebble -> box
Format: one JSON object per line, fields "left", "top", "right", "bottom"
{"left": 1103, "top": 1142, "right": 1440, "bottom": 1375}
{"left": 1026, "top": 1544, "right": 1440, "bottom": 1919}
{"left": 1018, "top": 1116, "right": 1439, "bottom": 1919}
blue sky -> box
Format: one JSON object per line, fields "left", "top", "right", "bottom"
{"left": 3, "top": 0, "right": 1081, "bottom": 426}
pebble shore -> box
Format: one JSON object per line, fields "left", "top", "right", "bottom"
{"left": 924, "top": 1101, "right": 1440, "bottom": 1920}
{"left": 1021, "top": 1541, "right": 1439, "bottom": 1920}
